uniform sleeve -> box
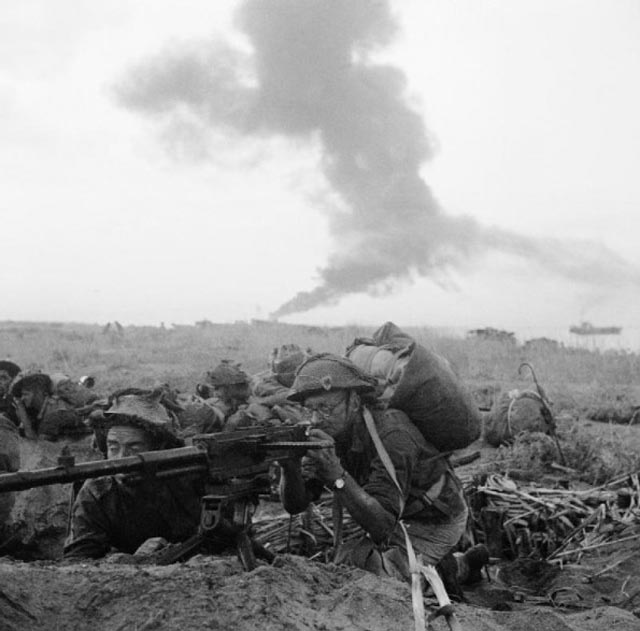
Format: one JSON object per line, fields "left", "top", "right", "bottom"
{"left": 63, "top": 482, "right": 113, "bottom": 559}
{"left": 362, "top": 429, "right": 419, "bottom": 518}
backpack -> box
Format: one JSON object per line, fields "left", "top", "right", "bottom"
{"left": 346, "top": 322, "right": 481, "bottom": 452}
{"left": 50, "top": 373, "right": 97, "bottom": 407}
{"left": 483, "top": 389, "right": 549, "bottom": 447}
{"left": 37, "top": 397, "right": 89, "bottom": 440}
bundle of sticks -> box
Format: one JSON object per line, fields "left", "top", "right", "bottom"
{"left": 253, "top": 451, "right": 484, "bottom": 561}
{"left": 254, "top": 496, "right": 360, "bottom": 561}
{"left": 469, "top": 472, "right": 640, "bottom": 563}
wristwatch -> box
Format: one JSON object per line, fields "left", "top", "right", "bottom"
{"left": 333, "top": 471, "right": 347, "bottom": 490}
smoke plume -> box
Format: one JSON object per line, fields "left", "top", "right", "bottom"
{"left": 115, "top": 0, "right": 640, "bottom": 318}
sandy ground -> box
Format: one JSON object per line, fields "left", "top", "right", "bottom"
{"left": 1, "top": 554, "right": 640, "bottom": 631}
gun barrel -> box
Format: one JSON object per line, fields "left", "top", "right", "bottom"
{"left": 0, "top": 446, "right": 207, "bottom": 493}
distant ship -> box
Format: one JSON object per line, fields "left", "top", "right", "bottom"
{"left": 569, "top": 321, "right": 622, "bottom": 336}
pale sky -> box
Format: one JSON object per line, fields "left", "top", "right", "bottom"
{"left": 2, "top": 0, "right": 640, "bottom": 338}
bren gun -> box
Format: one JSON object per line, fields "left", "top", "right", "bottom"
{"left": 0, "top": 424, "right": 329, "bottom": 570}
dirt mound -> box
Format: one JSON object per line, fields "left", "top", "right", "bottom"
{"left": 1, "top": 555, "right": 639, "bottom": 631}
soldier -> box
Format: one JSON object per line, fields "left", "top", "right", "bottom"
{"left": 197, "top": 361, "right": 258, "bottom": 430}
{"left": 10, "top": 371, "right": 91, "bottom": 441}
{"left": 0, "top": 412, "right": 20, "bottom": 548}
{"left": 252, "top": 344, "right": 306, "bottom": 401}
{"left": 63, "top": 389, "right": 202, "bottom": 560}
{"left": 0, "top": 360, "right": 21, "bottom": 426}
{"left": 10, "top": 371, "right": 53, "bottom": 439}
{"left": 279, "top": 354, "right": 487, "bottom": 592}
{"left": 250, "top": 345, "right": 309, "bottom": 424}
{"left": 154, "top": 382, "right": 225, "bottom": 440}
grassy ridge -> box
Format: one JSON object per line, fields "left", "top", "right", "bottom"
{"left": 2, "top": 319, "right": 639, "bottom": 401}
{"left": 3, "top": 319, "right": 640, "bottom": 482}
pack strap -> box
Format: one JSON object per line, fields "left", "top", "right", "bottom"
{"left": 361, "top": 407, "right": 459, "bottom": 631}
{"left": 362, "top": 407, "right": 405, "bottom": 516}
{"left": 404, "top": 474, "right": 458, "bottom": 520}
{"left": 363, "top": 408, "right": 452, "bottom": 519}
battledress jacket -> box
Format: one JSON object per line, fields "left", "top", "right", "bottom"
{"left": 305, "top": 407, "right": 468, "bottom": 562}
{"left": 63, "top": 475, "right": 202, "bottom": 559}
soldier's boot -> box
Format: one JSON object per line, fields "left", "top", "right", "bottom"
{"left": 454, "top": 544, "right": 490, "bottom": 585}
{"left": 436, "top": 551, "right": 464, "bottom": 601}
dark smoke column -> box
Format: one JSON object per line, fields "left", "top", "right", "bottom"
{"left": 117, "top": 1, "right": 481, "bottom": 318}
{"left": 116, "top": 0, "right": 640, "bottom": 319}
{"left": 242, "top": 0, "right": 479, "bottom": 318}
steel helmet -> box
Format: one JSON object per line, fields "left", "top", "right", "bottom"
{"left": 88, "top": 388, "right": 183, "bottom": 449}
{"left": 205, "top": 360, "right": 249, "bottom": 386}
{"left": 271, "top": 344, "right": 306, "bottom": 388}
{"left": 10, "top": 371, "right": 53, "bottom": 397}
{"left": 0, "top": 360, "right": 21, "bottom": 381}
{"left": 287, "top": 353, "right": 377, "bottom": 402}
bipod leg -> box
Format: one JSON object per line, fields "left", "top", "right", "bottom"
{"left": 236, "top": 530, "right": 257, "bottom": 571}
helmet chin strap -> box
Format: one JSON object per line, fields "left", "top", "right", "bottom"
{"left": 332, "top": 390, "right": 361, "bottom": 454}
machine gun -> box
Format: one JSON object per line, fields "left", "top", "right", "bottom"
{"left": 0, "top": 424, "right": 328, "bottom": 570}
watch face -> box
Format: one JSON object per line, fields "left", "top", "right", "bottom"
{"left": 334, "top": 477, "right": 345, "bottom": 490}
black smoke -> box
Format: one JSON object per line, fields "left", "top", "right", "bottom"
{"left": 115, "top": 0, "right": 640, "bottom": 318}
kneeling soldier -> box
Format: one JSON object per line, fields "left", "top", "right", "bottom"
{"left": 280, "top": 354, "right": 487, "bottom": 592}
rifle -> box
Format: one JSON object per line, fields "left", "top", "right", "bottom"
{"left": 0, "top": 424, "right": 328, "bottom": 570}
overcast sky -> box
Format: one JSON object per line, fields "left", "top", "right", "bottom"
{"left": 2, "top": 0, "right": 639, "bottom": 337}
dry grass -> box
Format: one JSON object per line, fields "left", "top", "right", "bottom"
{"left": 481, "top": 408, "right": 640, "bottom": 488}
{"left": 2, "top": 319, "right": 639, "bottom": 422}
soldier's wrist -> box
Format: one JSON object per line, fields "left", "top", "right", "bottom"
{"left": 330, "top": 469, "right": 348, "bottom": 490}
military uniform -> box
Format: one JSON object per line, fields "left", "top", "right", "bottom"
{"left": 9, "top": 371, "right": 90, "bottom": 440}
{"left": 0, "top": 414, "right": 20, "bottom": 537}
{"left": 285, "top": 353, "right": 472, "bottom": 584}
{"left": 0, "top": 360, "right": 22, "bottom": 428}
{"left": 64, "top": 389, "right": 197, "bottom": 559}
{"left": 303, "top": 406, "right": 468, "bottom": 573}
{"left": 248, "top": 345, "right": 309, "bottom": 425}
{"left": 64, "top": 476, "right": 202, "bottom": 559}
{"left": 0, "top": 395, "right": 18, "bottom": 427}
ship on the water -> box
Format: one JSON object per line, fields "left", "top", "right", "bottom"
{"left": 569, "top": 321, "right": 622, "bottom": 336}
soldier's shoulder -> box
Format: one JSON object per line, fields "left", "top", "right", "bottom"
{"left": 376, "top": 407, "right": 413, "bottom": 429}
{"left": 376, "top": 408, "right": 426, "bottom": 444}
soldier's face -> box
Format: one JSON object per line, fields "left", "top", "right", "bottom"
{"left": 304, "top": 390, "right": 350, "bottom": 439}
{"left": 106, "top": 425, "right": 154, "bottom": 459}
{"left": 0, "top": 370, "right": 11, "bottom": 396}
{"left": 20, "top": 386, "right": 45, "bottom": 412}
{"left": 213, "top": 383, "right": 249, "bottom": 404}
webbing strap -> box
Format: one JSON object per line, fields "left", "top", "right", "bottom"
{"left": 361, "top": 407, "right": 458, "bottom": 630}
{"left": 362, "top": 407, "right": 425, "bottom": 631}
{"left": 362, "top": 407, "right": 406, "bottom": 516}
